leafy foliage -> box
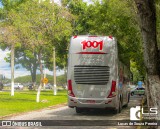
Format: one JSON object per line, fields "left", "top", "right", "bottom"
{"left": 1, "top": 0, "right": 151, "bottom": 83}
{"left": 64, "top": 0, "right": 145, "bottom": 79}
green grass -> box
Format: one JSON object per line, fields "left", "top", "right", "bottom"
{"left": 0, "top": 90, "right": 67, "bottom": 118}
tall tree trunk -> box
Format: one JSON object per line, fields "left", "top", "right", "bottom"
{"left": 36, "top": 49, "right": 44, "bottom": 102}
{"left": 11, "top": 43, "right": 15, "bottom": 96}
{"left": 31, "top": 68, "right": 36, "bottom": 86}
{"left": 30, "top": 65, "right": 37, "bottom": 89}
{"left": 29, "top": 52, "right": 38, "bottom": 88}
{"left": 134, "top": 0, "right": 160, "bottom": 120}
{"left": 53, "top": 47, "right": 57, "bottom": 95}
{"left": 31, "top": 61, "right": 38, "bottom": 88}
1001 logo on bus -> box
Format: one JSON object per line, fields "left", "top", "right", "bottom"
{"left": 81, "top": 40, "right": 103, "bottom": 50}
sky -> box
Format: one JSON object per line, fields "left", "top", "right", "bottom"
{"left": 0, "top": 49, "right": 64, "bottom": 78}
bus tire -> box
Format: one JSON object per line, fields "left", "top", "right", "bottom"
{"left": 124, "top": 94, "right": 130, "bottom": 107}
{"left": 113, "top": 108, "right": 119, "bottom": 114}
{"left": 75, "top": 107, "right": 83, "bottom": 113}
{"left": 119, "top": 99, "right": 122, "bottom": 113}
{"left": 114, "top": 99, "right": 122, "bottom": 114}
{"left": 131, "top": 92, "right": 134, "bottom": 96}
{"left": 123, "top": 103, "right": 128, "bottom": 108}
{"left": 128, "top": 93, "right": 130, "bottom": 103}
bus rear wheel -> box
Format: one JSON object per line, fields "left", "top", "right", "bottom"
{"left": 119, "top": 99, "right": 122, "bottom": 113}
{"left": 114, "top": 100, "right": 122, "bottom": 114}
{"left": 75, "top": 107, "right": 83, "bottom": 113}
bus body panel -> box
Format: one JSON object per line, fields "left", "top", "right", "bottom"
{"left": 67, "top": 35, "right": 130, "bottom": 110}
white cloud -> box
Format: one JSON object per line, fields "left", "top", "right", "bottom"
{"left": 44, "top": 68, "right": 64, "bottom": 76}
{"left": 0, "top": 49, "right": 64, "bottom": 79}
{"left": 54, "top": 0, "right": 61, "bottom": 5}
{"left": 0, "top": 68, "right": 30, "bottom": 79}
{"left": 0, "top": 49, "right": 10, "bottom": 67}
{"left": 0, "top": 49, "right": 10, "bottom": 77}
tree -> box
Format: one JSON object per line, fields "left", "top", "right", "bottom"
{"left": 0, "top": 0, "right": 28, "bottom": 96}
{"left": 0, "top": 23, "right": 20, "bottom": 96}
{"left": 1, "top": 0, "right": 73, "bottom": 101}
{"left": 15, "top": 49, "right": 39, "bottom": 86}
{"left": 133, "top": 0, "right": 160, "bottom": 119}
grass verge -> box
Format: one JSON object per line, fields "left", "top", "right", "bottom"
{"left": 0, "top": 90, "right": 67, "bottom": 118}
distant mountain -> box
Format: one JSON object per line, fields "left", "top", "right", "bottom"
{"left": 0, "top": 76, "right": 10, "bottom": 84}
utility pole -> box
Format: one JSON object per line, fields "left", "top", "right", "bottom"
{"left": 53, "top": 47, "right": 57, "bottom": 95}
{"left": 11, "top": 43, "right": 15, "bottom": 96}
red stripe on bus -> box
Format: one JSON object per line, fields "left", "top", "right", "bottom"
{"left": 76, "top": 52, "right": 107, "bottom": 54}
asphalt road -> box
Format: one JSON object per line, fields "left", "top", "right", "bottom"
{"left": 2, "top": 96, "right": 143, "bottom": 129}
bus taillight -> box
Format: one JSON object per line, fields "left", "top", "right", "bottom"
{"left": 107, "top": 80, "right": 116, "bottom": 98}
{"left": 68, "top": 80, "right": 75, "bottom": 97}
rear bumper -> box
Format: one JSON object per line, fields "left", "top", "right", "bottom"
{"left": 68, "top": 96, "right": 118, "bottom": 109}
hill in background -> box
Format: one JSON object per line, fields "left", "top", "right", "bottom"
{"left": 14, "top": 74, "right": 67, "bottom": 86}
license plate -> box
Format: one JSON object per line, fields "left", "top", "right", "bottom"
{"left": 86, "top": 100, "right": 95, "bottom": 103}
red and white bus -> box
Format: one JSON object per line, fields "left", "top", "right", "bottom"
{"left": 67, "top": 35, "right": 130, "bottom": 113}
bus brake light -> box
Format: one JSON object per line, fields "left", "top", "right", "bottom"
{"left": 107, "top": 80, "right": 116, "bottom": 98}
{"left": 68, "top": 80, "right": 75, "bottom": 97}
{"left": 108, "top": 35, "right": 113, "bottom": 39}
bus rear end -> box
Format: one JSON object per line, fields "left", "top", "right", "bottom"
{"left": 67, "top": 35, "right": 120, "bottom": 113}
